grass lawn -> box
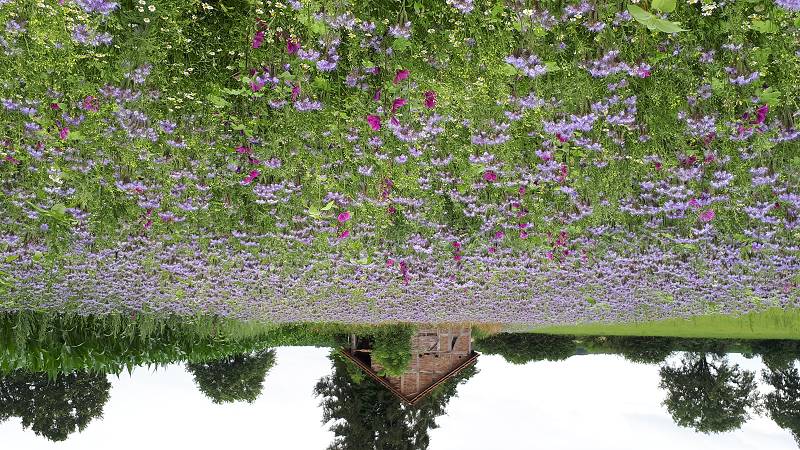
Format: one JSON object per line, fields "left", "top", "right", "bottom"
{"left": 516, "top": 308, "right": 800, "bottom": 340}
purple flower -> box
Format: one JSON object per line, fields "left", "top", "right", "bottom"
{"left": 252, "top": 31, "right": 265, "bottom": 49}
{"left": 393, "top": 69, "right": 410, "bottom": 84}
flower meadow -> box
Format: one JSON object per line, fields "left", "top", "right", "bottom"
{"left": 0, "top": 0, "right": 799, "bottom": 324}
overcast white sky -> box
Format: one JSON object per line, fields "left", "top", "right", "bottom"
{"left": 0, "top": 348, "right": 796, "bottom": 450}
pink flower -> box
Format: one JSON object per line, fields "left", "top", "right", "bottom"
{"left": 700, "top": 209, "right": 715, "bottom": 222}
{"left": 754, "top": 104, "right": 769, "bottom": 125}
{"left": 454, "top": 253, "right": 462, "bottom": 262}
{"left": 241, "top": 169, "right": 260, "bottom": 185}
{"left": 286, "top": 39, "right": 300, "bottom": 54}
{"left": 452, "top": 241, "right": 462, "bottom": 249}
{"left": 495, "top": 231, "right": 505, "bottom": 240}
{"left": 520, "top": 230, "right": 528, "bottom": 239}
{"left": 50, "top": 103, "right": 60, "bottom": 110}
{"left": 252, "top": 31, "right": 265, "bottom": 49}
{"left": 688, "top": 198, "right": 700, "bottom": 208}
{"left": 339, "top": 229, "right": 350, "bottom": 239}
{"left": 386, "top": 258, "right": 395, "bottom": 267}
{"left": 82, "top": 96, "right": 99, "bottom": 112}
{"left": 235, "top": 146, "right": 252, "bottom": 154}
{"left": 373, "top": 89, "right": 381, "bottom": 102}
{"left": 59, "top": 127, "right": 69, "bottom": 140}
{"left": 393, "top": 69, "right": 409, "bottom": 84}
{"left": 144, "top": 219, "right": 153, "bottom": 230}
{"left": 291, "top": 84, "right": 301, "bottom": 101}
{"left": 424, "top": 91, "right": 436, "bottom": 109}
{"left": 483, "top": 170, "right": 497, "bottom": 182}
{"left": 488, "top": 247, "right": 496, "bottom": 254}
{"left": 337, "top": 211, "right": 351, "bottom": 223}
{"left": 367, "top": 115, "right": 381, "bottom": 131}
{"left": 391, "top": 97, "right": 407, "bottom": 114}
{"left": 546, "top": 251, "right": 554, "bottom": 260}
{"left": 390, "top": 116, "right": 400, "bottom": 126}
{"left": 250, "top": 80, "right": 265, "bottom": 92}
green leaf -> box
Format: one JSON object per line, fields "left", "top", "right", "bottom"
{"left": 651, "top": 0, "right": 676, "bottom": 13}
{"left": 650, "top": 18, "right": 686, "bottom": 33}
{"left": 627, "top": 4, "right": 654, "bottom": 22}
{"left": 758, "top": 87, "right": 782, "bottom": 106}
{"left": 628, "top": 4, "right": 686, "bottom": 33}
{"left": 66, "top": 131, "right": 84, "bottom": 141}
{"left": 544, "top": 61, "right": 560, "bottom": 73}
{"left": 4, "top": 255, "right": 18, "bottom": 263}
{"left": 309, "top": 19, "right": 327, "bottom": 35}
{"left": 51, "top": 203, "right": 67, "bottom": 217}
{"left": 392, "top": 38, "right": 411, "bottom": 52}
{"left": 499, "top": 63, "right": 518, "bottom": 76}
{"left": 321, "top": 201, "right": 336, "bottom": 211}
{"left": 206, "top": 94, "right": 228, "bottom": 108}
{"left": 751, "top": 20, "right": 778, "bottom": 34}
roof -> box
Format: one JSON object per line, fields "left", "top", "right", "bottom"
{"left": 339, "top": 347, "right": 479, "bottom": 406}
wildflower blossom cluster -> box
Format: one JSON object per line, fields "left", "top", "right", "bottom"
{"left": 0, "top": 0, "right": 799, "bottom": 323}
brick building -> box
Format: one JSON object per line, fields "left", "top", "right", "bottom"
{"left": 341, "top": 326, "right": 478, "bottom": 405}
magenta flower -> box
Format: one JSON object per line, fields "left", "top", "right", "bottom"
{"left": 241, "top": 169, "right": 260, "bottom": 185}
{"left": 373, "top": 89, "right": 381, "bottom": 102}
{"left": 452, "top": 241, "right": 462, "bottom": 249}
{"left": 386, "top": 258, "right": 395, "bottom": 267}
{"left": 424, "top": 91, "right": 436, "bottom": 109}
{"left": 754, "top": 104, "right": 769, "bottom": 125}
{"left": 520, "top": 230, "right": 529, "bottom": 239}
{"left": 291, "top": 84, "right": 301, "bottom": 101}
{"left": 367, "top": 115, "right": 381, "bottom": 131}
{"left": 454, "top": 253, "right": 462, "bottom": 262}
{"left": 337, "top": 211, "right": 351, "bottom": 223}
{"left": 235, "top": 146, "right": 252, "bottom": 154}
{"left": 250, "top": 80, "right": 265, "bottom": 92}
{"left": 391, "top": 97, "right": 407, "bottom": 114}
{"left": 495, "top": 231, "right": 505, "bottom": 240}
{"left": 339, "top": 229, "right": 350, "bottom": 239}
{"left": 483, "top": 170, "right": 497, "bottom": 182}
{"left": 700, "top": 209, "right": 715, "bottom": 222}
{"left": 59, "top": 127, "right": 69, "bottom": 140}
{"left": 82, "top": 96, "right": 99, "bottom": 112}
{"left": 286, "top": 39, "right": 300, "bottom": 54}
{"left": 393, "top": 69, "right": 409, "bottom": 84}
{"left": 252, "top": 31, "right": 265, "bottom": 49}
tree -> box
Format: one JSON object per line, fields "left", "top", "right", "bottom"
{"left": 0, "top": 370, "right": 111, "bottom": 441}
{"left": 186, "top": 348, "right": 276, "bottom": 404}
{"left": 763, "top": 365, "right": 800, "bottom": 444}
{"left": 658, "top": 353, "right": 759, "bottom": 433}
{"left": 474, "top": 333, "right": 576, "bottom": 364}
{"left": 751, "top": 340, "right": 800, "bottom": 372}
{"left": 314, "top": 352, "right": 476, "bottom": 450}
{"left": 603, "top": 336, "right": 676, "bottom": 364}
{"left": 371, "top": 324, "right": 415, "bottom": 377}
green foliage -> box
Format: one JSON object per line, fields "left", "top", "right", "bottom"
{"left": 475, "top": 333, "right": 576, "bottom": 364}
{"left": 603, "top": 336, "right": 676, "bottom": 364}
{"left": 186, "top": 348, "right": 276, "bottom": 404}
{"left": 659, "top": 353, "right": 760, "bottom": 433}
{"left": 314, "top": 352, "right": 476, "bottom": 450}
{"left": 0, "top": 370, "right": 110, "bottom": 442}
{"left": 371, "top": 324, "right": 416, "bottom": 377}
{"left": 763, "top": 366, "right": 800, "bottom": 445}
{"left": 751, "top": 340, "right": 800, "bottom": 371}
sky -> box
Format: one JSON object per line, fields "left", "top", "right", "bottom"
{"left": 0, "top": 348, "right": 796, "bottom": 450}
